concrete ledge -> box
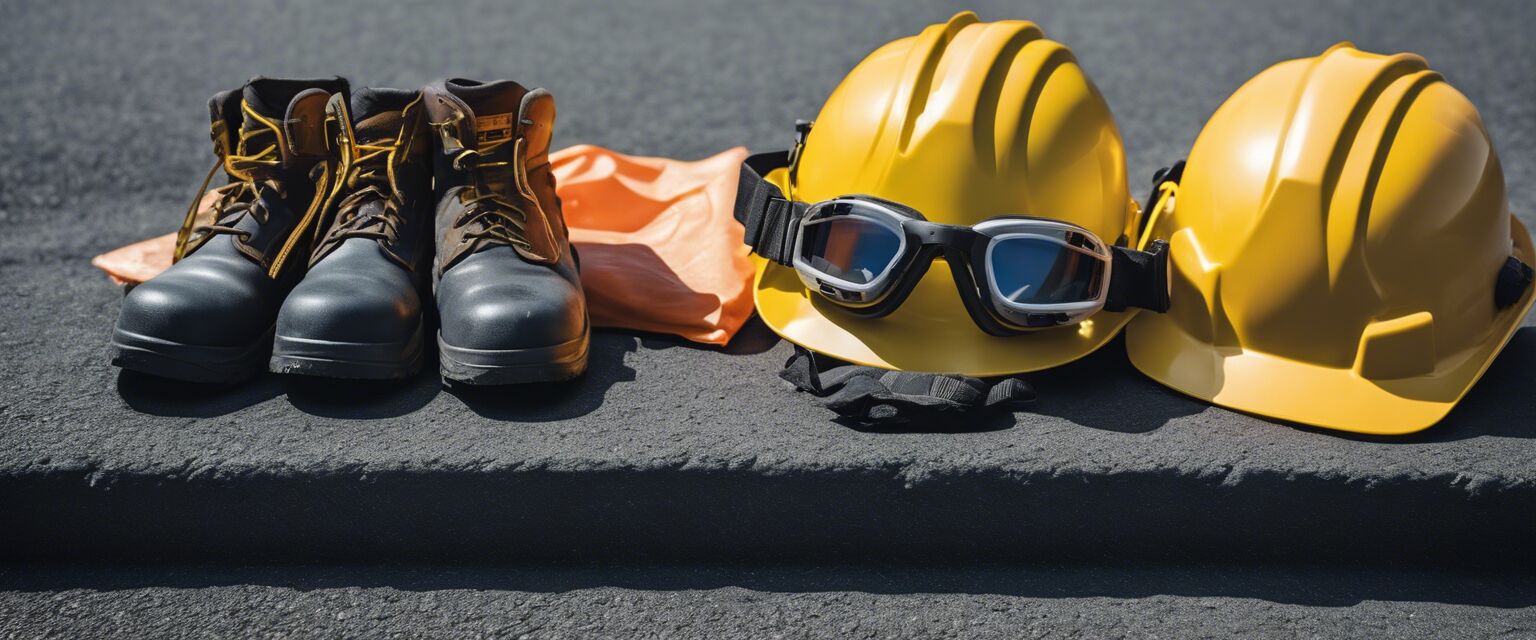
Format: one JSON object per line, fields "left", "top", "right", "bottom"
{"left": 6, "top": 460, "right": 1535, "bottom": 566}
{"left": 4, "top": 565, "right": 1534, "bottom": 639}
{"left": 4, "top": 263, "right": 1536, "bottom": 566}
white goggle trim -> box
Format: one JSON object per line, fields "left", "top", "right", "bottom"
{"left": 790, "top": 199, "right": 909, "bottom": 297}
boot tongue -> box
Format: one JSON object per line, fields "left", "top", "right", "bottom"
{"left": 442, "top": 79, "right": 526, "bottom": 152}
{"left": 241, "top": 82, "right": 288, "bottom": 120}
{"left": 349, "top": 88, "right": 414, "bottom": 144}
{"left": 235, "top": 81, "right": 299, "bottom": 162}
{"left": 236, "top": 77, "right": 349, "bottom": 158}
{"left": 353, "top": 112, "right": 402, "bottom": 144}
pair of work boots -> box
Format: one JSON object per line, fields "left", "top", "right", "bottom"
{"left": 111, "top": 77, "right": 589, "bottom": 385}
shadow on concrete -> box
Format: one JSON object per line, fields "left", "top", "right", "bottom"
{"left": 836, "top": 411, "right": 1018, "bottom": 435}
{"left": 1025, "top": 336, "right": 1207, "bottom": 434}
{"left": 449, "top": 331, "right": 638, "bottom": 422}
{"left": 7, "top": 463, "right": 1531, "bottom": 572}
{"left": 115, "top": 371, "right": 284, "bottom": 418}
{"left": 1025, "top": 327, "right": 1536, "bottom": 442}
{"left": 718, "top": 315, "right": 783, "bottom": 356}
{"left": 282, "top": 367, "right": 441, "bottom": 420}
{"left": 116, "top": 330, "right": 639, "bottom": 422}
{"left": 633, "top": 314, "right": 782, "bottom": 356}
{"left": 3, "top": 563, "right": 1534, "bottom": 609}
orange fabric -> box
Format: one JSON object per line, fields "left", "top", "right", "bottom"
{"left": 554, "top": 144, "right": 755, "bottom": 345}
{"left": 92, "top": 232, "right": 177, "bottom": 286}
{"left": 92, "top": 145, "right": 757, "bottom": 346}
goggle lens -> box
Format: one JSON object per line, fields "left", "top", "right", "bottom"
{"left": 987, "top": 234, "right": 1106, "bottom": 306}
{"left": 797, "top": 208, "right": 903, "bottom": 286}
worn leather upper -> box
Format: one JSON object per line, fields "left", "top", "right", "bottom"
{"left": 118, "top": 77, "right": 350, "bottom": 347}
{"left": 424, "top": 78, "right": 586, "bottom": 351}
{"left": 422, "top": 79, "right": 568, "bottom": 269}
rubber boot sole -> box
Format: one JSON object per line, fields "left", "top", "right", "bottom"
{"left": 438, "top": 328, "right": 590, "bottom": 386}
{"left": 269, "top": 321, "right": 425, "bottom": 380}
{"left": 110, "top": 326, "right": 272, "bottom": 384}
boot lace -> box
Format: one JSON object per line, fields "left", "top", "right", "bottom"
{"left": 429, "top": 110, "right": 533, "bottom": 253}
{"left": 174, "top": 105, "right": 288, "bottom": 260}
{"left": 318, "top": 125, "right": 410, "bottom": 250}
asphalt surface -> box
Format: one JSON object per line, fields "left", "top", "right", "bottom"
{"left": 1, "top": 0, "right": 1534, "bottom": 635}
{"left": 3, "top": 565, "right": 1534, "bottom": 639}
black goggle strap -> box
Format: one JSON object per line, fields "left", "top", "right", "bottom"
{"left": 1104, "top": 240, "right": 1171, "bottom": 313}
{"left": 735, "top": 150, "right": 808, "bottom": 266}
{"left": 1114, "top": 160, "right": 1183, "bottom": 315}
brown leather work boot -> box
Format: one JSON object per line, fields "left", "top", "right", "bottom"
{"left": 423, "top": 79, "right": 589, "bottom": 385}
{"left": 112, "top": 77, "right": 349, "bottom": 383}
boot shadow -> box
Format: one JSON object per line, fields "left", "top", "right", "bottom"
{"left": 449, "top": 330, "right": 638, "bottom": 422}
{"left": 281, "top": 366, "right": 441, "bottom": 420}
{"left": 116, "top": 370, "right": 285, "bottom": 418}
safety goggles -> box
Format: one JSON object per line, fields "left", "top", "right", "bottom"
{"left": 734, "top": 150, "right": 1169, "bottom": 335}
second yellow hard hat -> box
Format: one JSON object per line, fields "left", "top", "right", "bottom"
{"left": 1127, "top": 43, "right": 1535, "bottom": 435}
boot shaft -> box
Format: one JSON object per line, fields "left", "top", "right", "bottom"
{"left": 309, "top": 88, "right": 434, "bottom": 271}
{"left": 178, "top": 76, "right": 351, "bottom": 279}
{"left": 207, "top": 77, "right": 350, "bottom": 185}
{"left": 422, "top": 79, "right": 567, "bottom": 270}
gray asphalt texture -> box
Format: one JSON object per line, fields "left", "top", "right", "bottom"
{"left": 2, "top": 0, "right": 1535, "bottom": 635}
{"left": 3, "top": 565, "right": 1534, "bottom": 639}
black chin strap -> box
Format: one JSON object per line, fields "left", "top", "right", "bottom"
{"left": 734, "top": 150, "right": 1170, "bottom": 313}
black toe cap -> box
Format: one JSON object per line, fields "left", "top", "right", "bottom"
{"left": 437, "top": 248, "right": 586, "bottom": 350}
{"left": 115, "top": 250, "right": 280, "bottom": 347}
{"left": 276, "top": 241, "right": 423, "bottom": 344}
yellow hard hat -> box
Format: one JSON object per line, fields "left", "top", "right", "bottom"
{"left": 752, "top": 12, "right": 1142, "bottom": 376}
{"left": 1126, "top": 43, "right": 1536, "bottom": 435}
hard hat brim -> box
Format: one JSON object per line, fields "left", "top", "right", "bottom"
{"left": 754, "top": 258, "right": 1138, "bottom": 377}
{"left": 1125, "top": 217, "right": 1536, "bottom": 435}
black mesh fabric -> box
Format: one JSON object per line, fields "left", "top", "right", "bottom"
{"left": 242, "top": 76, "right": 350, "bottom": 118}
{"left": 350, "top": 87, "right": 416, "bottom": 122}
{"left": 779, "top": 346, "right": 1035, "bottom": 426}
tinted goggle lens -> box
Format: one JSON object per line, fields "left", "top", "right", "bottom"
{"left": 792, "top": 199, "right": 1112, "bottom": 328}
{"left": 987, "top": 233, "right": 1106, "bottom": 306}
{"left": 795, "top": 202, "right": 905, "bottom": 297}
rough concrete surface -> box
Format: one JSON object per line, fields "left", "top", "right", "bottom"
{"left": 2, "top": 565, "right": 1534, "bottom": 639}
{"left": 1, "top": 0, "right": 1534, "bottom": 635}
{"left": 3, "top": 0, "right": 1536, "bottom": 567}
